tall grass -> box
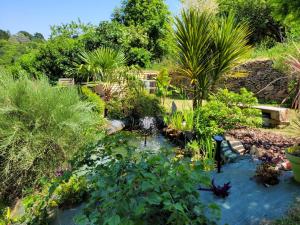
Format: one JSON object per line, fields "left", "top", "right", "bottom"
{"left": 252, "top": 41, "right": 300, "bottom": 72}
{"left": 0, "top": 70, "right": 102, "bottom": 202}
{"left": 168, "top": 110, "right": 194, "bottom": 131}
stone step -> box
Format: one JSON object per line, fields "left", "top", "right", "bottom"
{"left": 228, "top": 140, "right": 246, "bottom": 155}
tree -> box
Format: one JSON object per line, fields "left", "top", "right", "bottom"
{"left": 33, "top": 32, "right": 45, "bottom": 41}
{"left": 17, "top": 31, "right": 33, "bottom": 40}
{"left": 0, "top": 30, "right": 10, "bottom": 40}
{"left": 112, "top": 0, "right": 174, "bottom": 61}
{"left": 174, "top": 10, "right": 251, "bottom": 108}
{"left": 181, "top": 0, "right": 219, "bottom": 14}
{"left": 218, "top": 0, "right": 285, "bottom": 44}
{"left": 269, "top": 0, "right": 300, "bottom": 38}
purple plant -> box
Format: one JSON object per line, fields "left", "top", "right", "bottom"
{"left": 198, "top": 179, "right": 231, "bottom": 198}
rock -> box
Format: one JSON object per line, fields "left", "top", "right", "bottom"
{"left": 106, "top": 120, "right": 125, "bottom": 135}
{"left": 250, "top": 145, "right": 257, "bottom": 155}
{"left": 228, "top": 140, "right": 246, "bottom": 155}
{"left": 223, "top": 59, "right": 289, "bottom": 102}
{"left": 255, "top": 148, "right": 266, "bottom": 158}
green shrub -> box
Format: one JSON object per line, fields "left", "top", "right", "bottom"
{"left": 0, "top": 70, "right": 102, "bottom": 202}
{"left": 107, "top": 90, "right": 164, "bottom": 120}
{"left": 81, "top": 86, "right": 105, "bottom": 117}
{"left": 127, "top": 47, "right": 152, "bottom": 68}
{"left": 76, "top": 150, "right": 219, "bottom": 225}
{"left": 195, "top": 88, "right": 262, "bottom": 136}
{"left": 18, "top": 174, "right": 88, "bottom": 225}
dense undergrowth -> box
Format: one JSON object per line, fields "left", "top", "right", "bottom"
{"left": 0, "top": 70, "right": 103, "bottom": 203}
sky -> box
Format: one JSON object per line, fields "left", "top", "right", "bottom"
{"left": 0, "top": 0, "right": 180, "bottom": 38}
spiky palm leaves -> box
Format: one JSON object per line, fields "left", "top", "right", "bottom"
{"left": 174, "top": 10, "right": 251, "bottom": 108}
{"left": 78, "top": 47, "right": 126, "bottom": 82}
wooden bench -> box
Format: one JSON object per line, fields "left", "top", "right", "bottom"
{"left": 58, "top": 78, "right": 75, "bottom": 86}
{"left": 253, "top": 105, "right": 290, "bottom": 127}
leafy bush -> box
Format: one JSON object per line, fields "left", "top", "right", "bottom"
{"left": 81, "top": 86, "right": 105, "bottom": 117}
{"left": 18, "top": 174, "right": 88, "bottom": 225}
{"left": 107, "top": 90, "right": 164, "bottom": 120}
{"left": 127, "top": 47, "right": 152, "bottom": 68}
{"left": 195, "top": 88, "right": 262, "bottom": 137}
{"left": 76, "top": 150, "right": 219, "bottom": 225}
{"left": 0, "top": 71, "right": 101, "bottom": 202}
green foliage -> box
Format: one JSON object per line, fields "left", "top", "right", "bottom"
{"left": 18, "top": 174, "right": 88, "bottom": 225}
{"left": 50, "top": 20, "right": 95, "bottom": 39}
{"left": 0, "top": 70, "right": 102, "bottom": 202}
{"left": 187, "top": 139, "right": 215, "bottom": 171}
{"left": 269, "top": 0, "right": 300, "bottom": 39}
{"left": 127, "top": 47, "right": 152, "bottom": 68}
{"left": 252, "top": 41, "right": 300, "bottom": 72}
{"left": 112, "top": 0, "right": 174, "bottom": 61}
{"left": 16, "top": 36, "right": 85, "bottom": 81}
{"left": 81, "top": 86, "right": 105, "bottom": 117}
{"left": 92, "top": 21, "right": 152, "bottom": 67}
{"left": 156, "top": 68, "right": 172, "bottom": 104}
{"left": 77, "top": 47, "right": 126, "bottom": 82}
{"left": 107, "top": 90, "right": 164, "bottom": 120}
{"left": 76, "top": 150, "right": 219, "bottom": 225}
{"left": 195, "top": 88, "right": 262, "bottom": 137}
{"left": 175, "top": 10, "right": 251, "bottom": 107}
{"left": 0, "top": 30, "right": 10, "bottom": 40}
{"left": 218, "top": 0, "right": 284, "bottom": 44}
{"left": 168, "top": 110, "right": 194, "bottom": 131}
{"left": 0, "top": 39, "right": 40, "bottom": 66}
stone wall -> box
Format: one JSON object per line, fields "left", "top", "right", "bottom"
{"left": 223, "top": 60, "right": 288, "bottom": 102}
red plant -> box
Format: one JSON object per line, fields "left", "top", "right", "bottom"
{"left": 199, "top": 179, "right": 231, "bottom": 198}
{"left": 286, "top": 46, "right": 300, "bottom": 110}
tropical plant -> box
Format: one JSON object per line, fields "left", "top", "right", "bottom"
{"left": 77, "top": 47, "right": 126, "bottom": 82}
{"left": 76, "top": 150, "right": 220, "bottom": 225}
{"left": 174, "top": 9, "right": 251, "bottom": 108}
{"left": 0, "top": 70, "right": 102, "bottom": 202}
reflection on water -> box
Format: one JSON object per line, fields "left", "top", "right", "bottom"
{"left": 129, "top": 133, "right": 175, "bottom": 153}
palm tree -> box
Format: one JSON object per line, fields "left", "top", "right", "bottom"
{"left": 78, "top": 47, "right": 126, "bottom": 82}
{"left": 174, "top": 10, "right": 251, "bottom": 108}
